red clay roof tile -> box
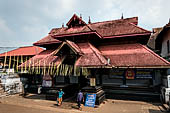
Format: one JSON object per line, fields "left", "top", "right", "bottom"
{"left": 35, "top": 16, "right": 151, "bottom": 45}
{"left": 20, "top": 49, "right": 63, "bottom": 68}
{"left": 98, "top": 43, "right": 170, "bottom": 68}
{"left": 49, "top": 16, "right": 150, "bottom": 38}
{"left": 75, "top": 42, "right": 108, "bottom": 67}
{"left": 0, "top": 46, "right": 44, "bottom": 57}
{"left": 33, "top": 35, "right": 61, "bottom": 46}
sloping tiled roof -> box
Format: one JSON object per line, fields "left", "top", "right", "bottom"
{"left": 20, "top": 49, "right": 64, "bottom": 68}
{"left": 75, "top": 42, "right": 108, "bottom": 67}
{"left": 66, "top": 40, "right": 83, "bottom": 54}
{"left": 32, "top": 41, "right": 108, "bottom": 68}
{"left": 98, "top": 43, "right": 170, "bottom": 68}
{"left": 49, "top": 16, "right": 150, "bottom": 38}
{"left": 33, "top": 35, "right": 61, "bottom": 46}
{"left": 35, "top": 15, "right": 151, "bottom": 46}
{"left": 21, "top": 42, "right": 170, "bottom": 68}
{"left": 21, "top": 41, "right": 83, "bottom": 68}
{"left": 19, "top": 49, "right": 54, "bottom": 67}
{"left": 89, "top": 19, "right": 151, "bottom": 38}
{"left": 0, "top": 46, "right": 44, "bottom": 57}
{"left": 53, "top": 40, "right": 83, "bottom": 55}
{"left": 49, "top": 25, "right": 92, "bottom": 37}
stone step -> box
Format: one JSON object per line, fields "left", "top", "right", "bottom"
{"left": 0, "top": 84, "right": 6, "bottom": 97}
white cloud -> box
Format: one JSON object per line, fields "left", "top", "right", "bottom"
{"left": 36, "top": 0, "right": 77, "bottom": 20}
{"left": 0, "top": 18, "right": 13, "bottom": 35}
{"left": 107, "top": 0, "right": 170, "bottom": 29}
{"left": 21, "top": 25, "right": 50, "bottom": 44}
{"left": 0, "top": 0, "right": 169, "bottom": 47}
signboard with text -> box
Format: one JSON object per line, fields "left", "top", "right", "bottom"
{"left": 109, "top": 69, "right": 124, "bottom": 78}
{"left": 85, "top": 93, "right": 96, "bottom": 107}
{"left": 135, "top": 69, "right": 152, "bottom": 79}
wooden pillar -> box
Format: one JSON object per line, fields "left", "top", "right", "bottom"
{"left": 99, "top": 69, "right": 103, "bottom": 85}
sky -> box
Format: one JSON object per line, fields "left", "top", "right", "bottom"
{"left": 0, "top": 0, "right": 169, "bottom": 47}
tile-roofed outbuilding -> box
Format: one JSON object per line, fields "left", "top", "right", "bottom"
{"left": 0, "top": 46, "right": 44, "bottom": 57}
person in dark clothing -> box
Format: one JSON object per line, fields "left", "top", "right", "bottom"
{"left": 77, "top": 90, "right": 84, "bottom": 110}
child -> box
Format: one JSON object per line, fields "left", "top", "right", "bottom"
{"left": 57, "top": 89, "right": 64, "bottom": 106}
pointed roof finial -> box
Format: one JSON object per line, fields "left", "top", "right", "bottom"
{"left": 62, "top": 23, "right": 64, "bottom": 28}
{"left": 80, "top": 14, "right": 82, "bottom": 19}
{"left": 88, "top": 16, "right": 91, "bottom": 24}
{"left": 121, "top": 13, "right": 124, "bottom": 19}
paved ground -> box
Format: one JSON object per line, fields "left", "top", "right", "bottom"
{"left": 0, "top": 103, "right": 59, "bottom": 113}
{"left": 0, "top": 94, "right": 167, "bottom": 113}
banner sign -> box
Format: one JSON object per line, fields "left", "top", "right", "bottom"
{"left": 109, "top": 69, "right": 124, "bottom": 78}
{"left": 109, "top": 69, "right": 153, "bottom": 79}
{"left": 135, "top": 69, "right": 152, "bottom": 79}
{"left": 85, "top": 93, "right": 96, "bottom": 107}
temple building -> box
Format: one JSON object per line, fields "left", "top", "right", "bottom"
{"left": 21, "top": 14, "right": 170, "bottom": 102}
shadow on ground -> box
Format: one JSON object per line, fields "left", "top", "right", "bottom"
{"left": 106, "top": 94, "right": 160, "bottom": 103}
{"left": 24, "top": 93, "right": 79, "bottom": 110}
{"left": 23, "top": 93, "right": 166, "bottom": 111}
{"left": 24, "top": 94, "right": 46, "bottom": 100}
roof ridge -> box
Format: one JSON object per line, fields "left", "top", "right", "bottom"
{"left": 86, "top": 24, "right": 95, "bottom": 31}
{"left": 129, "top": 23, "right": 151, "bottom": 33}
{"left": 140, "top": 44, "right": 170, "bottom": 65}
{"left": 66, "top": 40, "right": 83, "bottom": 54}
{"left": 49, "top": 17, "right": 138, "bottom": 31}
{"left": 88, "top": 42, "right": 107, "bottom": 65}
{"left": 88, "top": 17, "right": 138, "bottom": 25}
{"left": 86, "top": 24, "right": 103, "bottom": 38}
{"left": 33, "top": 35, "right": 61, "bottom": 46}
{"left": 19, "top": 46, "right": 35, "bottom": 48}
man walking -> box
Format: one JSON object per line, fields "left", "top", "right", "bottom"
{"left": 77, "top": 90, "right": 84, "bottom": 110}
